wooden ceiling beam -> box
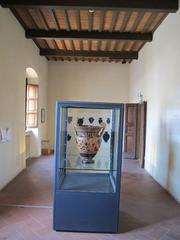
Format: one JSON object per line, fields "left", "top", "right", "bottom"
{"left": 0, "top": 0, "right": 178, "bottom": 12}
{"left": 26, "top": 30, "right": 153, "bottom": 42}
{"left": 39, "top": 48, "right": 138, "bottom": 59}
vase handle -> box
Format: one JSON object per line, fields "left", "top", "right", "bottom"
{"left": 98, "top": 123, "right": 106, "bottom": 137}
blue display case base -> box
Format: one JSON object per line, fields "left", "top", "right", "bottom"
{"left": 54, "top": 190, "right": 119, "bottom": 233}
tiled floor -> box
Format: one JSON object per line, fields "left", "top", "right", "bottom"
{"left": 0, "top": 156, "right": 53, "bottom": 206}
{"left": 0, "top": 156, "right": 180, "bottom": 240}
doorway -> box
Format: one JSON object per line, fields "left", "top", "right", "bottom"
{"left": 123, "top": 102, "right": 147, "bottom": 168}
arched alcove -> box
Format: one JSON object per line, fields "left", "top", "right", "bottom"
{"left": 26, "top": 67, "right": 39, "bottom": 84}
{"left": 25, "top": 67, "right": 41, "bottom": 158}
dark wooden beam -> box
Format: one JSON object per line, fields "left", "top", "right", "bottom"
{"left": 26, "top": 29, "right": 153, "bottom": 42}
{"left": 142, "top": 12, "right": 157, "bottom": 33}
{"left": 131, "top": 11, "right": 145, "bottom": 32}
{"left": 37, "top": 9, "right": 49, "bottom": 30}
{"left": 63, "top": 10, "right": 70, "bottom": 31}
{"left": 39, "top": 48, "right": 138, "bottom": 59}
{"left": 10, "top": 9, "right": 42, "bottom": 50}
{"left": 0, "top": 0, "right": 178, "bottom": 12}
{"left": 99, "top": 10, "right": 105, "bottom": 32}
{"left": 52, "top": 9, "right": 61, "bottom": 30}
{"left": 120, "top": 11, "right": 132, "bottom": 32}
{"left": 76, "top": 10, "right": 81, "bottom": 31}
{"left": 88, "top": 10, "right": 93, "bottom": 32}
{"left": 109, "top": 10, "right": 118, "bottom": 32}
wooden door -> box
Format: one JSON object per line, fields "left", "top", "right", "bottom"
{"left": 123, "top": 104, "right": 138, "bottom": 159}
{"left": 137, "top": 102, "right": 147, "bottom": 168}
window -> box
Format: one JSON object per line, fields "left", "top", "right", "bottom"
{"left": 26, "top": 84, "right": 38, "bottom": 128}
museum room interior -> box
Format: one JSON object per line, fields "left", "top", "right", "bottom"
{"left": 0, "top": 1, "right": 180, "bottom": 239}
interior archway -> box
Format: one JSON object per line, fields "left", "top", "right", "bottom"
{"left": 25, "top": 67, "right": 41, "bottom": 159}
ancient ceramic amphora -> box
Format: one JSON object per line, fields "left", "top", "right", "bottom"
{"left": 74, "top": 123, "right": 106, "bottom": 164}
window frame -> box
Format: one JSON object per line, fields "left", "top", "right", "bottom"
{"left": 25, "top": 83, "right": 39, "bottom": 129}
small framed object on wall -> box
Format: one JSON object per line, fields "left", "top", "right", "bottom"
{"left": 41, "top": 108, "right": 45, "bottom": 123}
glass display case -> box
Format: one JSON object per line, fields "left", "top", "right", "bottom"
{"left": 53, "top": 101, "right": 124, "bottom": 233}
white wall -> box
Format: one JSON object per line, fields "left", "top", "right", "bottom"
{"left": 129, "top": 10, "right": 180, "bottom": 202}
{"left": 0, "top": 8, "right": 48, "bottom": 189}
{"left": 48, "top": 62, "right": 130, "bottom": 148}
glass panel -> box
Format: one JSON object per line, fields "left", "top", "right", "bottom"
{"left": 111, "top": 108, "right": 121, "bottom": 187}
{"left": 65, "top": 108, "right": 112, "bottom": 171}
{"left": 27, "top": 113, "right": 37, "bottom": 128}
{"left": 26, "top": 84, "right": 38, "bottom": 128}
{"left": 28, "top": 85, "right": 38, "bottom": 98}
{"left": 28, "top": 100, "right": 38, "bottom": 112}
{"left": 58, "top": 106, "right": 122, "bottom": 193}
